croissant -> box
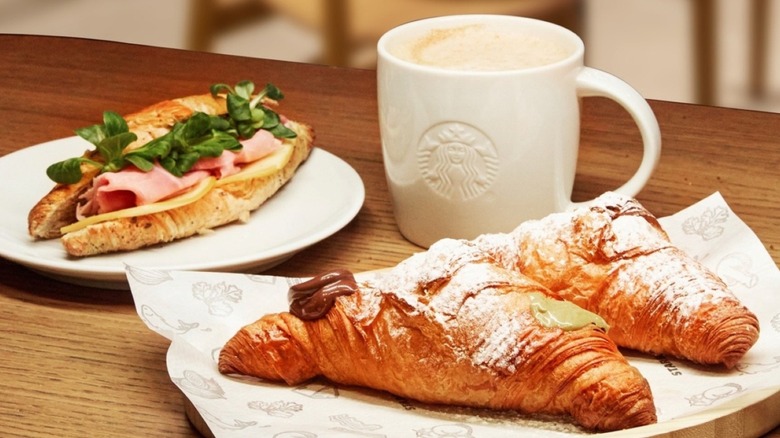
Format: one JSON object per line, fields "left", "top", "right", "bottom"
{"left": 219, "top": 239, "right": 656, "bottom": 431}
{"left": 473, "top": 192, "right": 760, "bottom": 368}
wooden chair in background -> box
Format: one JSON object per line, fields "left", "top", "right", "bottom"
{"left": 188, "top": 0, "right": 583, "bottom": 67}
{"left": 189, "top": 0, "right": 773, "bottom": 105}
{"left": 692, "top": 0, "right": 771, "bottom": 105}
{"left": 188, "top": 0, "right": 271, "bottom": 54}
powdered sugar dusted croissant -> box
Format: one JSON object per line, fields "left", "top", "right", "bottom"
{"left": 474, "top": 192, "right": 760, "bottom": 368}
{"left": 219, "top": 239, "right": 656, "bottom": 431}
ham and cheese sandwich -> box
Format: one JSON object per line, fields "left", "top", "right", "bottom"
{"left": 28, "top": 81, "right": 314, "bottom": 257}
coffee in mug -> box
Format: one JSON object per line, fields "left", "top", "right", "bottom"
{"left": 377, "top": 15, "right": 661, "bottom": 248}
{"left": 391, "top": 24, "right": 570, "bottom": 71}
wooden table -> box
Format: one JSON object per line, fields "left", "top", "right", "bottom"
{"left": 0, "top": 35, "right": 778, "bottom": 437}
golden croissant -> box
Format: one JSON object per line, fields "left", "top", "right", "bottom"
{"left": 219, "top": 240, "right": 656, "bottom": 431}
{"left": 474, "top": 192, "right": 760, "bottom": 368}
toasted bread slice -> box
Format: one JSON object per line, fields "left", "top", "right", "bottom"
{"left": 28, "top": 94, "right": 227, "bottom": 239}
{"left": 28, "top": 94, "right": 314, "bottom": 256}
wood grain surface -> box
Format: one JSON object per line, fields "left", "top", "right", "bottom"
{"left": 0, "top": 35, "right": 777, "bottom": 437}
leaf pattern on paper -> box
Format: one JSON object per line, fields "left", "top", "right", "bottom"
{"left": 686, "top": 383, "right": 743, "bottom": 407}
{"left": 125, "top": 264, "right": 173, "bottom": 285}
{"left": 414, "top": 424, "right": 475, "bottom": 438}
{"left": 330, "top": 414, "right": 383, "bottom": 432}
{"left": 716, "top": 252, "right": 759, "bottom": 288}
{"left": 735, "top": 356, "right": 780, "bottom": 375}
{"left": 246, "top": 273, "right": 280, "bottom": 285}
{"left": 681, "top": 206, "right": 729, "bottom": 240}
{"left": 139, "top": 304, "right": 199, "bottom": 334}
{"left": 174, "top": 370, "right": 226, "bottom": 399}
{"left": 196, "top": 405, "right": 263, "bottom": 430}
{"left": 772, "top": 313, "right": 780, "bottom": 332}
{"left": 248, "top": 400, "right": 302, "bottom": 418}
{"left": 192, "top": 281, "right": 242, "bottom": 316}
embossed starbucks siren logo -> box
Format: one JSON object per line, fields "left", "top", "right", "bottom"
{"left": 417, "top": 122, "right": 498, "bottom": 200}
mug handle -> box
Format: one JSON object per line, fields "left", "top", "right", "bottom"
{"left": 570, "top": 67, "right": 662, "bottom": 208}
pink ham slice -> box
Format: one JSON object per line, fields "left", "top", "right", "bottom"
{"left": 76, "top": 128, "right": 283, "bottom": 218}
{"left": 91, "top": 165, "right": 211, "bottom": 213}
{"left": 191, "top": 130, "right": 282, "bottom": 178}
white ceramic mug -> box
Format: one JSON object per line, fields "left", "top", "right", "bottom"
{"left": 377, "top": 15, "right": 661, "bottom": 248}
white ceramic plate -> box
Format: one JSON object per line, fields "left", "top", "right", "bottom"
{"left": 0, "top": 137, "right": 365, "bottom": 289}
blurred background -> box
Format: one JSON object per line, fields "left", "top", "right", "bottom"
{"left": 0, "top": 0, "right": 778, "bottom": 112}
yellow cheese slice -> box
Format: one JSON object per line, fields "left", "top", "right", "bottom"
{"left": 60, "top": 177, "right": 217, "bottom": 234}
{"left": 216, "top": 143, "right": 293, "bottom": 186}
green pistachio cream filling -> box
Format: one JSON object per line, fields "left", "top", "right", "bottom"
{"left": 528, "top": 292, "right": 610, "bottom": 331}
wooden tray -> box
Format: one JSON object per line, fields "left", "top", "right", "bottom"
{"left": 182, "top": 385, "right": 780, "bottom": 437}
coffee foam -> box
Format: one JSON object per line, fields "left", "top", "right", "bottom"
{"left": 392, "top": 24, "right": 571, "bottom": 72}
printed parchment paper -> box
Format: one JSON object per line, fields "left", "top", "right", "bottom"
{"left": 127, "top": 193, "right": 780, "bottom": 437}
